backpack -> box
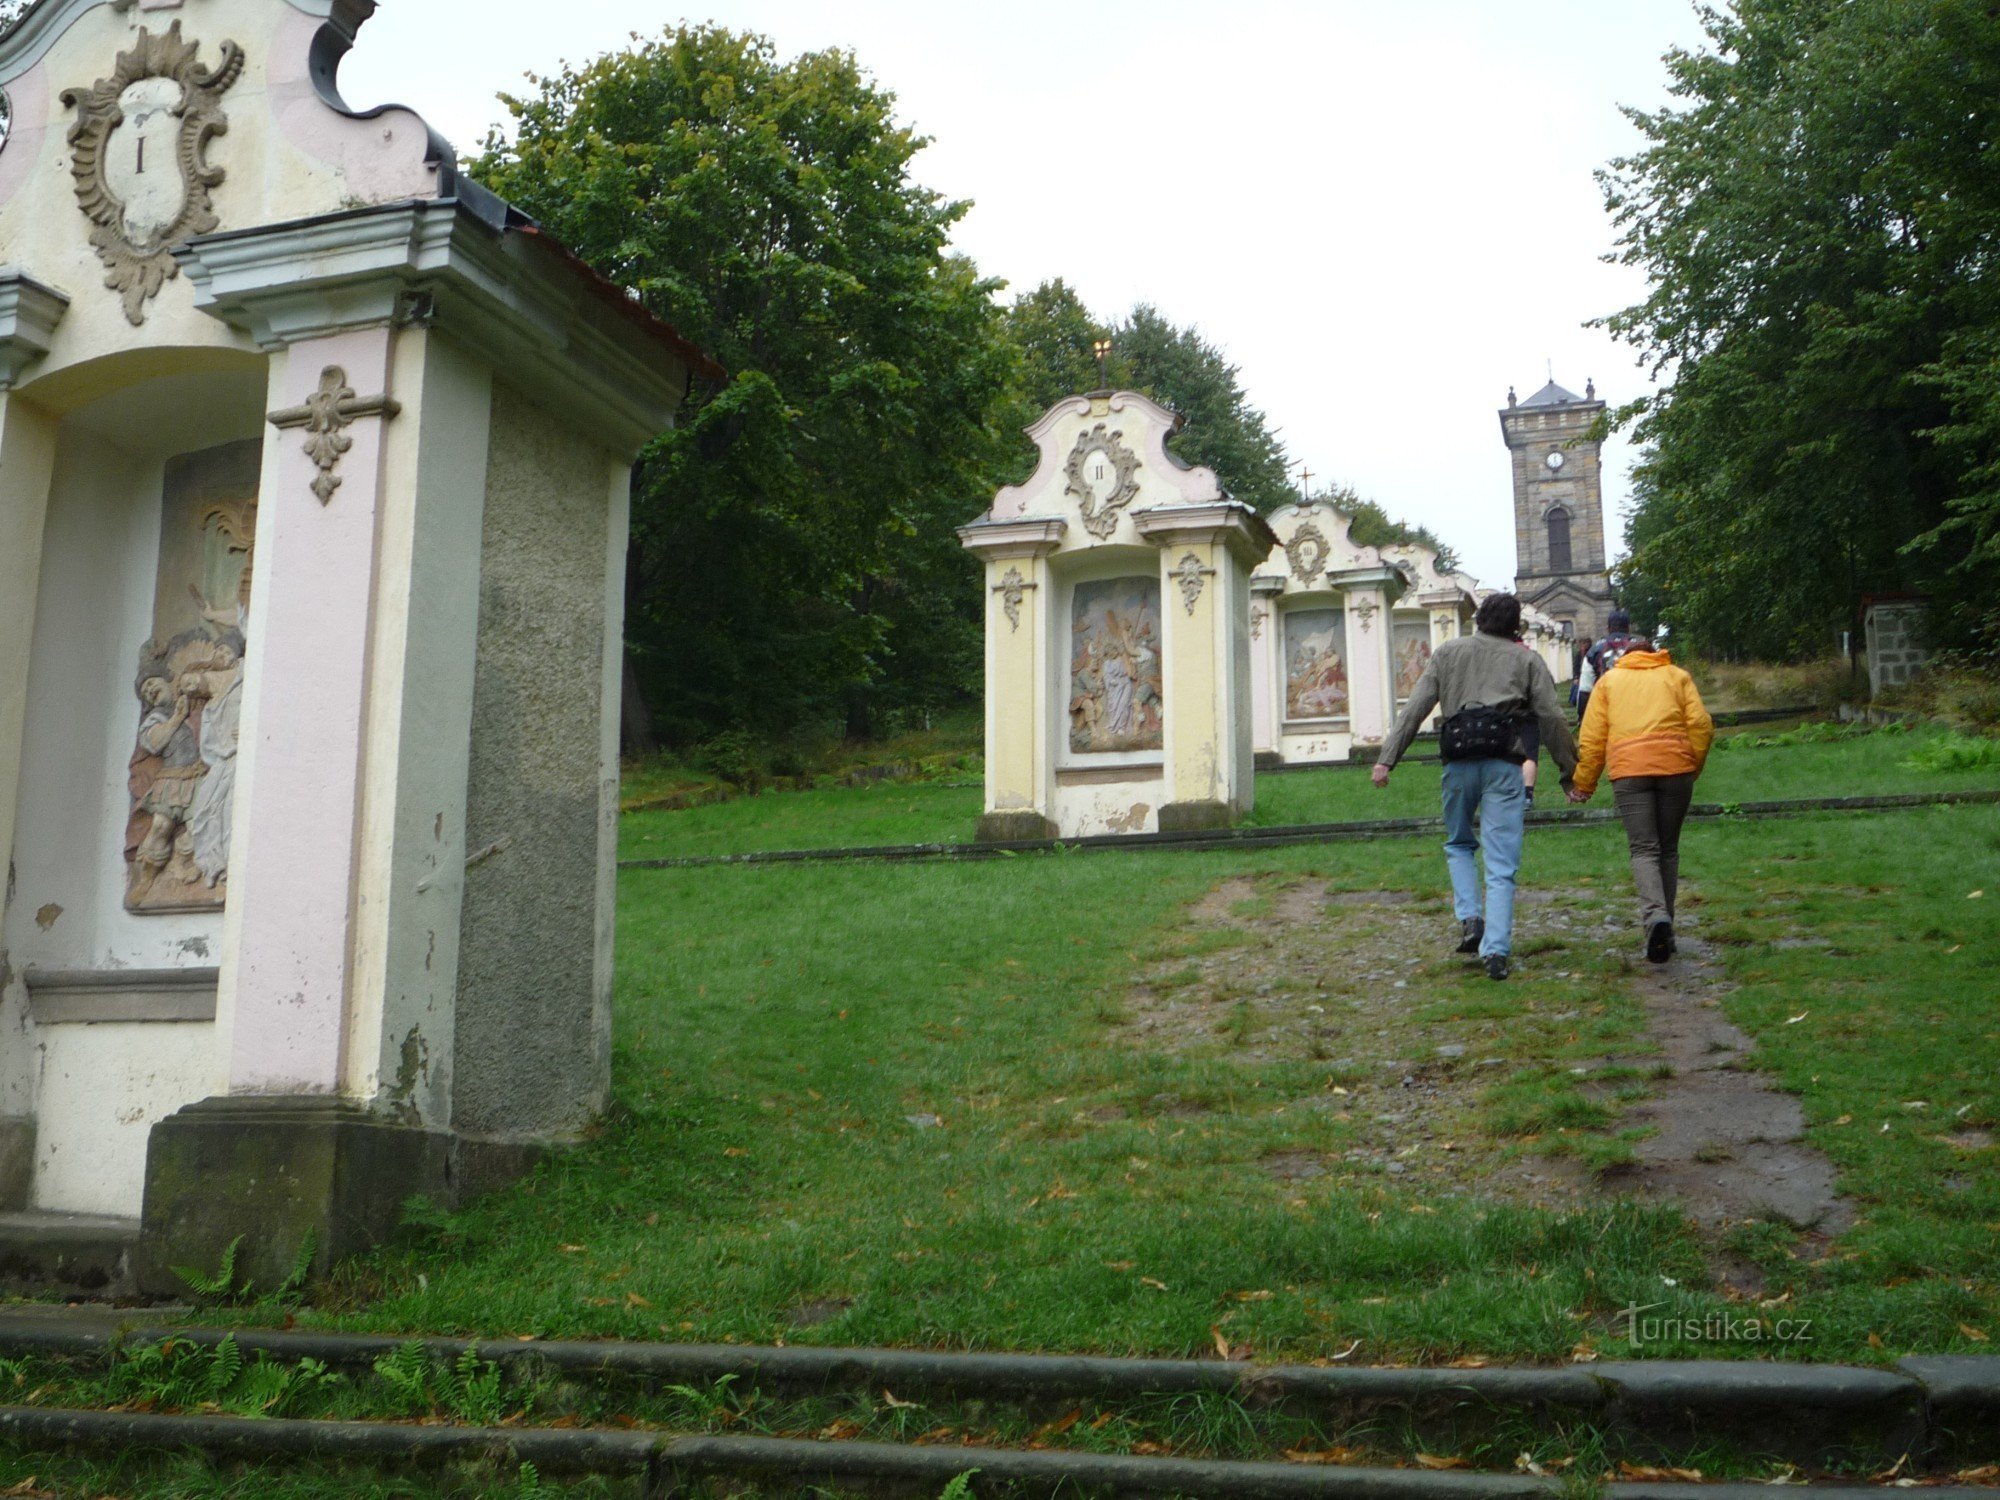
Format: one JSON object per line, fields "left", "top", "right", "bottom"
{"left": 1439, "top": 704, "right": 1519, "bottom": 762}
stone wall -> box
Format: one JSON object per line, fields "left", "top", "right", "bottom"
{"left": 450, "top": 381, "right": 615, "bottom": 1142}
{"left": 1865, "top": 600, "right": 1930, "bottom": 697}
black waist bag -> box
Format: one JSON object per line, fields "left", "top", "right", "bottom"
{"left": 1440, "top": 704, "right": 1518, "bottom": 762}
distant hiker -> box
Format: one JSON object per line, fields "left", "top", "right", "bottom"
{"left": 1577, "top": 610, "right": 1649, "bottom": 723}
{"left": 1571, "top": 641, "right": 1715, "bottom": 963}
{"left": 1513, "top": 632, "right": 1541, "bottom": 803}
{"left": 1373, "top": 593, "right": 1581, "bottom": 981}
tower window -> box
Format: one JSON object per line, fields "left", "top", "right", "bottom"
{"left": 1546, "top": 507, "right": 1573, "bottom": 573}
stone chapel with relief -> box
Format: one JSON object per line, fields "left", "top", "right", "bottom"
{"left": 960, "top": 391, "right": 1275, "bottom": 841}
{"left": 0, "top": 0, "right": 717, "bottom": 1293}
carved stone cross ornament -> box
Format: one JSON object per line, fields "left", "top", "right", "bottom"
{"left": 267, "top": 367, "right": 402, "bottom": 505}
{"left": 993, "top": 566, "right": 1031, "bottom": 632}
{"left": 1173, "top": 553, "right": 1215, "bottom": 615}
{"left": 62, "top": 23, "right": 244, "bottom": 325}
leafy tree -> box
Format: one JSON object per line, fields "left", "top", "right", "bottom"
{"left": 472, "top": 25, "right": 1015, "bottom": 744}
{"left": 1115, "top": 305, "right": 1296, "bottom": 514}
{"left": 1601, "top": 0, "right": 2000, "bottom": 658}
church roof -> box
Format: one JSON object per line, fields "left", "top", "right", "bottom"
{"left": 1519, "top": 379, "right": 1587, "bottom": 408}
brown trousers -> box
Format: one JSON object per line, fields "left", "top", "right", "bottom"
{"left": 1611, "top": 772, "right": 1697, "bottom": 928}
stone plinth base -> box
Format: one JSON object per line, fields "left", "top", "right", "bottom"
{"left": 1253, "top": 750, "right": 1283, "bottom": 772}
{"left": 0, "top": 1210, "right": 137, "bottom": 1299}
{"left": 977, "top": 811, "right": 1058, "bottom": 843}
{"left": 0, "top": 1118, "right": 34, "bottom": 1210}
{"left": 137, "top": 1097, "right": 454, "bottom": 1299}
{"left": 1158, "top": 800, "right": 1234, "bottom": 833}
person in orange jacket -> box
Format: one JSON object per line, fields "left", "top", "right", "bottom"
{"left": 1572, "top": 639, "right": 1714, "bottom": 963}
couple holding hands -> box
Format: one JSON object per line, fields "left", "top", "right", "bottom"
{"left": 1371, "top": 593, "right": 1714, "bottom": 980}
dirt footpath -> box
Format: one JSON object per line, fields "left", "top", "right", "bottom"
{"left": 1120, "top": 876, "right": 1850, "bottom": 1247}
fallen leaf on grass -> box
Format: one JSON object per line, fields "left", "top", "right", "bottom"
{"left": 1968, "top": 890, "right": 1985, "bottom": 900}
{"left": 1831, "top": 1115, "right": 1852, "bottom": 1127}
{"left": 1873, "top": 1454, "right": 1910, "bottom": 1482}
{"left": 723, "top": 1147, "right": 748, "bottom": 1157}
{"left": 818, "top": 1418, "right": 863, "bottom": 1441}
{"left": 624, "top": 1292, "right": 651, "bottom": 1310}
{"left": 1139, "top": 1276, "right": 1169, "bottom": 1291}
{"left": 1955, "top": 1465, "right": 2000, "bottom": 1481}
{"left": 1103, "top": 1260, "right": 1136, "bottom": 1272}
{"left": 1620, "top": 1462, "right": 1704, "bottom": 1481}
{"left": 1212, "top": 1326, "right": 1232, "bottom": 1360}
{"left": 1285, "top": 1445, "right": 1366, "bottom": 1465}
{"left": 1415, "top": 1453, "right": 1471, "bottom": 1470}
{"left": 1959, "top": 1324, "right": 1990, "bottom": 1342}
{"left": 1229, "top": 1289, "right": 1274, "bottom": 1302}
{"left": 1514, "top": 1454, "right": 1575, "bottom": 1476}
{"left": 1330, "top": 1339, "right": 1363, "bottom": 1361}
{"left": 1785, "top": 1011, "right": 1809, "bottom": 1024}
{"left": 1445, "top": 1356, "right": 1489, "bottom": 1369}
{"left": 881, "top": 1389, "right": 918, "bottom": 1410}
{"left": 558, "top": 1244, "right": 587, "bottom": 1254}
{"left": 1030, "top": 1408, "right": 1081, "bottom": 1440}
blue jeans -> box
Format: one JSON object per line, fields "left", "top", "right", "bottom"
{"left": 1440, "top": 758, "right": 1527, "bottom": 959}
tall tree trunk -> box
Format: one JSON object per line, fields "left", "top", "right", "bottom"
{"left": 844, "top": 687, "right": 872, "bottom": 744}
{"left": 620, "top": 648, "right": 657, "bottom": 760}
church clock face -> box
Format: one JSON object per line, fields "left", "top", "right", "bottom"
{"left": 1545, "top": 450, "right": 1565, "bottom": 471}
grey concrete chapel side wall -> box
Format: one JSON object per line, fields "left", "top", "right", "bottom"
{"left": 451, "top": 382, "right": 616, "bottom": 1140}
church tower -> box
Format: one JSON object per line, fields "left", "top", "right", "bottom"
{"left": 1499, "top": 377, "right": 1614, "bottom": 641}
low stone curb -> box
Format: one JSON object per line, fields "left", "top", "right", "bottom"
{"left": 1262, "top": 707, "right": 1823, "bottom": 774}
{"left": 3, "top": 1407, "right": 1996, "bottom": 1498}
{"left": 619, "top": 787, "right": 2000, "bottom": 871}
{"left": 3, "top": 1319, "right": 1999, "bottom": 1468}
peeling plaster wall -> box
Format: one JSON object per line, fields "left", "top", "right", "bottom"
{"left": 450, "top": 382, "right": 613, "bottom": 1141}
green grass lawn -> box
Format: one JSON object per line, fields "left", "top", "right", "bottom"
{"left": 305, "top": 740, "right": 2000, "bottom": 1367}
{"left": 619, "top": 721, "right": 1998, "bottom": 861}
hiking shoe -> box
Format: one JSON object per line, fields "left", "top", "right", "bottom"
{"left": 1646, "top": 921, "right": 1673, "bottom": 964}
{"left": 1484, "top": 954, "right": 1511, "bottom": 981}
{"left": 1456, "top": 917, "right": 1485, "bottom": 955}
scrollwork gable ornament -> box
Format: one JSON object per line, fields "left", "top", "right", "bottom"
{"left": 61, "top": 23, "right": 244, "bottom": 325}
{"left": 1063, "top": 424, "right": 1142, "bottom": 540}
{"left": 1285, "top": 523, "right": 1330, "bottom": 586}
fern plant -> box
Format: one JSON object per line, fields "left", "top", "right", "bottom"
{"left": 173, "top": 1235, "right": 246, "bottom": 1302}
{"left": 939, "top": 1469, "right": 980, "bottom": 1500}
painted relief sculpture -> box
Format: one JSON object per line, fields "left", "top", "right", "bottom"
{"left": 125, "top": 495, "right": 253, "bottom": 911}
{"left": 1285, "top": 609, "right": 1348, "bottom": 719}
{"left": 1069, "top": 578, "right": 1163, "bottom": 754}
{"left": 61, "top": 23, "right": 243, "bottom": 324}
{"left": 1394, "top": 619, "right": 1433, "bottom": 700}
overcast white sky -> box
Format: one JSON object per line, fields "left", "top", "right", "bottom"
{"left": 341, "top": 1, "right": 1712, "bottom": 589}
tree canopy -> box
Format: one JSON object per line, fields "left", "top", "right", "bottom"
{"left": 1602, "top": 0, "right": 2000, "bottom": 657}
{"left": 473, "top": 26, "right": 1015, "bottom": 743}
{"left": 474, "top": 25, "right": 1443, "bottom": 747}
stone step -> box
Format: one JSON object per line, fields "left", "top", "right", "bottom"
{"left": 0, "top": 1209, "right": 140, "bottom": 1300}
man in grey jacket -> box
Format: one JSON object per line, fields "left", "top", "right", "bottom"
{"left": 1371, "top": 594, "right": 1581, "bottom": 980}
